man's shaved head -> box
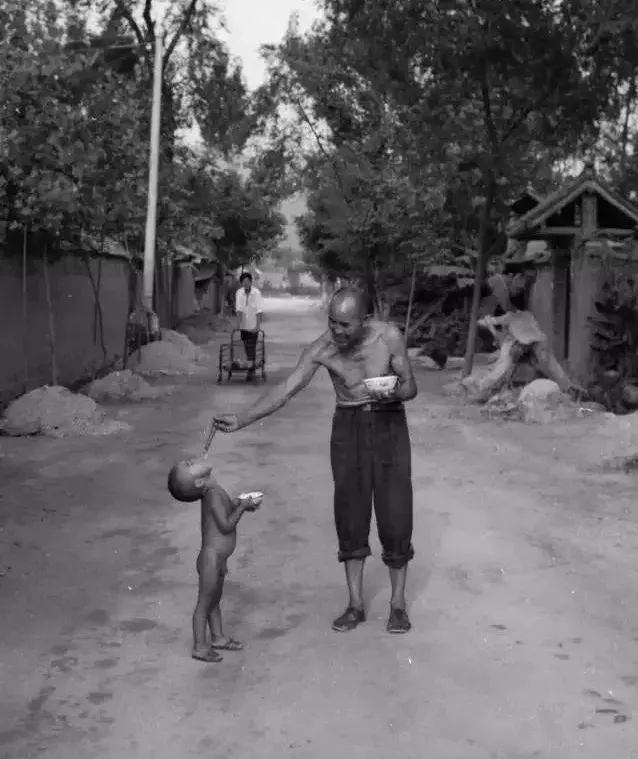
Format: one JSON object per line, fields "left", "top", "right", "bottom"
{"left": 328, "top": 287, "right": 368, "bottom": 349}
{"left": 329, "top": 287, "right": 368, "bottom": 321}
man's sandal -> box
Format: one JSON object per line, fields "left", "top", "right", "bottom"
{"left": 192, "top": 647, "right": 223, "bottom": 663}
{"left": 386, "top": 607, "right": 411, "bottom": 634}
{"left": 332, "top": 607, "right": 366, "bottom": 632}
{"left": 210, "top": 638, "right": 243, "bottom": 651}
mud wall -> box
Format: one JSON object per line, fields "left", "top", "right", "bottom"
{"left": 0, "top": 253, "right": 130, "bottom": 405}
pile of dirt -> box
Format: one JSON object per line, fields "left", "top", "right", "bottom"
{"left": 85, "top": 370, "right": 171, "bottom": 402}
{"left": 177, "top": 313, "right": 233, "bottom": 345}
{"left": 207, "top": 314, "right": 233, "bottom": 332}
{"left": 0, "top": 386, "right": 130, "bottom": 438}
{"left": 131, "top": 329, "right": 205, "bottom": 376}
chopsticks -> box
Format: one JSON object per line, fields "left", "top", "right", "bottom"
{"left": 203, "top": 421, "right": 217, "bottom": 453}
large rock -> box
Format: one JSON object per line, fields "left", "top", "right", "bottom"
{"left": 517, "top": 379, "right": 563, "bottom": 423}
{"left": 622, "top": 383, "right": 638, "bottom": 408}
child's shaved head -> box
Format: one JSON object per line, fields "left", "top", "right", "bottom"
{"left": 167, "top": 459, "right": 211, "bottom": 502}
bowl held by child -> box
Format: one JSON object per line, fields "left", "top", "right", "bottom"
{"left": 238, "top": 491, "right": 263, "bottom": 509}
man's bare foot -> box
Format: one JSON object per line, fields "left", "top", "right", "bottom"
{"left": 192, "top": 647, "right": 223, "bottom": 663}
{"left": 210, "top": 637, "right": 243, "bottom": 651}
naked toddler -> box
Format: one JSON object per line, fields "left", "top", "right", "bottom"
{"left": 167, "top": 457, "right": 261, "bottom": 662}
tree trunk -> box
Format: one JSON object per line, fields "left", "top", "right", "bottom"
{"left": 220, "top": 263, "right": 227, "bottom": 317}
{"left": 462, "top": 174, "right": 496, "bottom": 378}
{"left": 42, "top": 244, "right": 58, "bottom": 386}
{"left": 121, "top": 240, "right": 134, "bottom": 370}
{"left": 407, "top": 297, "right": 445, "bottom": 338}
{"left": 84, "top": 253, "right": 108, "bottom": 367}
{"left": 404, "top": 261, "right": 417, "bottom": 336}
{"left": 22, "top": 227, "right": 29, "bottom": 390}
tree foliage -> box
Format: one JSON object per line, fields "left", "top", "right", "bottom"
{"left": 1, "top": 0, "right": 287, "bottom": 270}
{"left": 264, "top": 0, "right": 638, "bottom": 345}
{"left": 1, "top": 2, "right": 148, "bottom": 245}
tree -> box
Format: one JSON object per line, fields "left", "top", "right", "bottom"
{"left": 187, "top": 37, "right": 258, "bottom": 157}
{"left": 265, "top": 0, "right": 626, "bottom": 366}
{"left": 211, "top": 168, "right": 286, "bottom": 268}
{"left": 261, "top": 23, "right": 451, "bottom": 314}
{"left": 1, "top": 0, "right": 148, "bottom": 246}
{"left": 588, "top": 1, "right": 638, "bottom": 198}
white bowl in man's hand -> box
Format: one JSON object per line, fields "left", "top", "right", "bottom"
{"left": 363, "top": 375, "right": 399, "bottom": 394}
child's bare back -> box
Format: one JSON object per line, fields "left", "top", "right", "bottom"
{"left": 167, "top": 457, "right": 262, "bottom": 663}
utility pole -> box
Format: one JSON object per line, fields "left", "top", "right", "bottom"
{"left": 142, "top": 27, "right": 163, "bottom": 313}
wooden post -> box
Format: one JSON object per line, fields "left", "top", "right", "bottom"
{"left": 42, "top": 243, "right": 59, "bottom": 386}
{"left": 142, "top": 28, "right": 163, "bottom": 312}
{"left": 22, "top": 227, "right": 29, "bottom": 390}
{"left": 404, "top": 260, "right": 417, "bottom": 336}
{"left": 582, "top": 192, "right": 598, "bottom": 239}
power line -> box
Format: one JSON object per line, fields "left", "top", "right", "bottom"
{"left": 7, "top": 41, "right": 154, "bottom": 58}
{"left": 65, "top": 41, "right": 153, "bottom": 53}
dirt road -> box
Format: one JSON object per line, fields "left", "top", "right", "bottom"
{"left": 1, "top": 297, "right": 637, "bottom": 759}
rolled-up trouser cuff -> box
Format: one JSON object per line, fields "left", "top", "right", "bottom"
{"left": 337, "top": 546, "right": 372, "bottom": 563}
{"left": 381, "top": 544, "right": 415, "bottom": 569}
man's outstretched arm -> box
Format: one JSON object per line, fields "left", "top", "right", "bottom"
{"left": 214, "top": 340, "right": 324, "bottom": 431}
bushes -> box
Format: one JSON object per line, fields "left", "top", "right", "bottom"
{"left": 589, "top": 272, "right": 638, "bottom": 412}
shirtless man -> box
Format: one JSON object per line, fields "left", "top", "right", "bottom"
{"left": 213, "top": 288, "right": 418, "bottom": 634}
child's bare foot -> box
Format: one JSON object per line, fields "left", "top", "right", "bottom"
{"left": 210, "top": 637, "right": 243, "bottom": 651}
{"left": 192, "top": 646, "right": 223, "bottom": 663}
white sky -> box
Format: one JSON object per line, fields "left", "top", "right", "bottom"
{"left": 166, "top": 0, "right": 319, "bottom": 247}
{"left": 220, "top": 0, "right": 318, "bottom": 248}
{"left": 221, "top": 0, "right": 319, "bottom": 90}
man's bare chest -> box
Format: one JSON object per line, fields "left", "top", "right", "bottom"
{"left": 327, "top": 336, "right": 392, "bottom": 384}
